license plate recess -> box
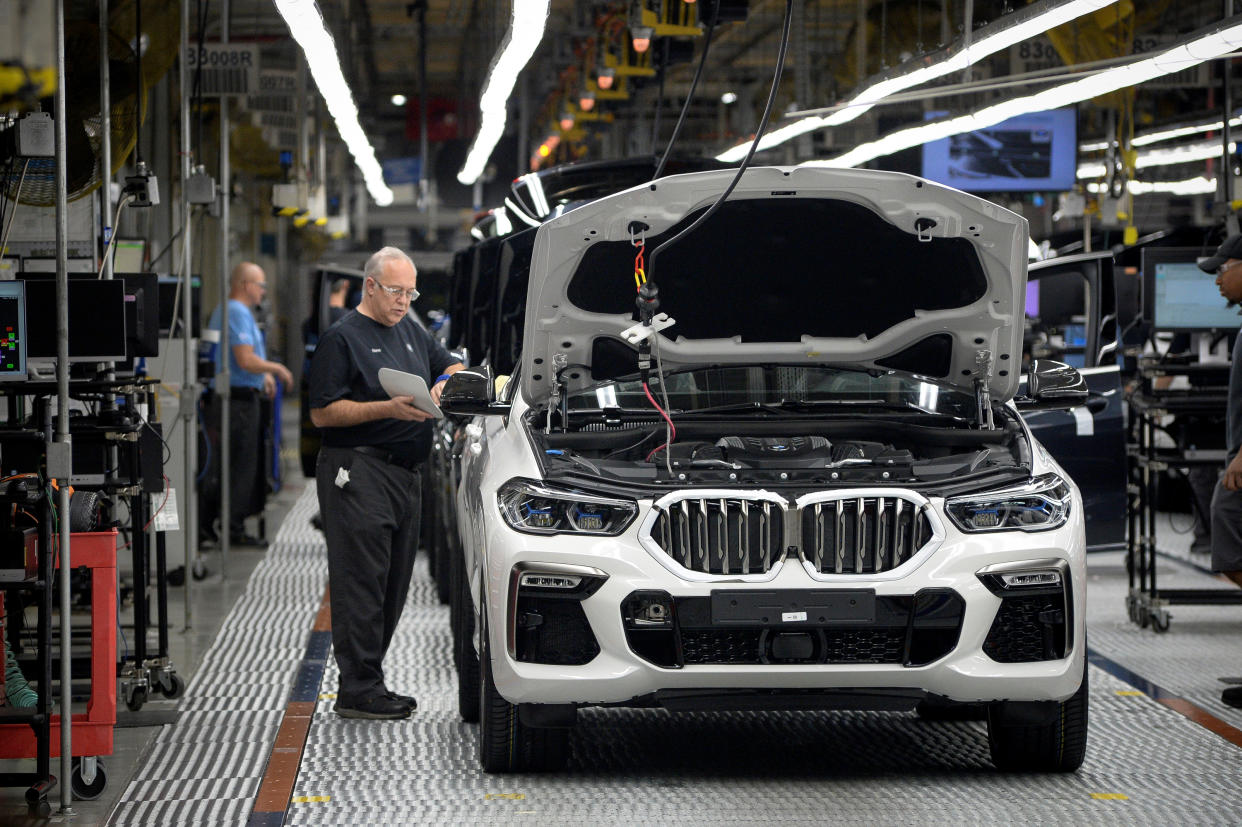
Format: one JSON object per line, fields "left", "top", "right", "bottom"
{"left": 710, "top": 589, "right": 876, "bottom": 626}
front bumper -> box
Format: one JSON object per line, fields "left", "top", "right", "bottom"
{"left": 481, "top": 499, "right": 1086, "bottom": 708}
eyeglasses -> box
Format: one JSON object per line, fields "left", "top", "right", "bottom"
{"left": 372, "top": 278, "right": 419, "bottom": 301}
{"left": 1220, "top": 260, "right": 1242, "bottom": 276}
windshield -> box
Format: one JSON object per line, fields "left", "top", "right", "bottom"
{"left": 566, "top": 365, "right": 976, "bottom": 419}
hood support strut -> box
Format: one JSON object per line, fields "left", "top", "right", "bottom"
{"left": 973, "top": 349, "right": 995, "bottom": 430}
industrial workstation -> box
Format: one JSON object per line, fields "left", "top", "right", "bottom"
{"left": 2, "top": 0, "right": 1242, "bottom": 823}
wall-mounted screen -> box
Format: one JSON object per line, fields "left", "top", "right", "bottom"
{"left": 921, "top": 108, "right": 1078, "bottom": 192}
{"left": 0, "top": 280, "right": 26, "bottom": 379}
{"left": 1143, "top": 247, "right": 1241, "bottom": 332}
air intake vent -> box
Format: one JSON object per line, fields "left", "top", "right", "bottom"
{"left": 650, "top": 496, "right": 784, "bottom": 576}
{"left": 800, "top": 495, "right": 932, "bottom": 575}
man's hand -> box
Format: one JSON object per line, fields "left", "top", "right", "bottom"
{"left": 273, "top": 364, "right": 294, "bottom": 389}
{"left": 431, "top": 378, "right": 448, "bottom": 405}
{"left": 388, "top": 395, "right": 433, "bottom": 422}
{"left": 1224, "top": 450, "right": 1242, "bottom": 491}
{"left": 263, "top": 372, "right": 276, "bottom": 400}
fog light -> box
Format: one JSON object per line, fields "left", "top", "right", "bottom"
{"left": 519, "top": 573, "right": 583, "bottom": 589}
{"left": 1000, "top": 571, "right": 1061, "bottom": 588}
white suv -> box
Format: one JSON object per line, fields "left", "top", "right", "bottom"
{"left": 443, "top": 166, "right": 1089, "bottom": 774}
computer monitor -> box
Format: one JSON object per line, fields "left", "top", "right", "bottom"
{"left": 113, "top": 273, "right": 160, "bottom": 357}
{"left": 158, "top": 276, "right": 201, "bottom": 338}
{"left": 0, "top": 281, "right": 26, "bottom": 379}
{"left": 17, "top": 277, "right": 127, "bottom": 362}
{"left": 112, "top": 238, "right": 146, "bottom": 272}
{"left": 1143, "top": 247, "right": 1241, "bottom": 333}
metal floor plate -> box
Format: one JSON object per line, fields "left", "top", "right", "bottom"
{"left": 114, "top": 487, "right": 1242, "bottom": 825}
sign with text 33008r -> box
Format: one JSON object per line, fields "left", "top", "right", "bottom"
{"left": 185, "top": 43, "right": 259, "bottom": 96}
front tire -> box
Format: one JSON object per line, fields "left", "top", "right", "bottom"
{"left": 456, "top": 559, "right": 481, "bottom": 723}
{"left": 987, "top": 660, "right": 1088, "bottom": 772}
{"left": 478, "top": 620, "right": 569, "bottom": 773}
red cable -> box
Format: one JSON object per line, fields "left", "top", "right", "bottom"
{"left": 642, "top": 381, "right": 675, "bottom": 462}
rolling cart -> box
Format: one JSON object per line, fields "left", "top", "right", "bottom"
{"left": 1126, "top": 361, "right": 1242, "bottom": 630}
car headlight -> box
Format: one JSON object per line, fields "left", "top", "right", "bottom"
{"left": 497, "top": 479, "right": 638, "bottom": 536}
{"left": 944, "top": 473, "right": 1071, "bottom": 533}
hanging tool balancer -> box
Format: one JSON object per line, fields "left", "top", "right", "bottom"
{"left": 631, "top": 221, "right": 659, "bottom": 381}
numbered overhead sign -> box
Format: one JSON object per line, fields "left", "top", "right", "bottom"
{"left": 1011, "top": 35, "right": 1207, "bottom": 90}
{"left": 185, "top": 43, "right": 260, "bottom": 96}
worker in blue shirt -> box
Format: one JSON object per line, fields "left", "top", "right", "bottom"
{"left": 207, "top": 262, "right": 294, "bottom": 546}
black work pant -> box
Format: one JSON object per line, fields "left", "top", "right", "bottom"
{"left": 226, "top": 391, "right": 262, "bottom": 537}
{"left": 199, "top": 390, "right": 263, "bottom": 539}
{"left": 316, "top": 446, "right": 421, "bottom": 700}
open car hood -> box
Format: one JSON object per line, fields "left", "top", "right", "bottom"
{"left": 520, "top": 166, "right": 1028, "bottom": 407}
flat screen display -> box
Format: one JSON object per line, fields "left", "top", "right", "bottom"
{"left": 158, "top": 276, "right": 201, "bottom": 338}
{"left": 18, "top": 277, "right": 127, "bottom": 361}
{"left": 921, "top": 108, "right": 1078, "bottom": 192}
{"left": 112, "top": 239, "right": 146, "bottom": 272}
{"left": 1152, "top": 261, "right": 1240, "bottom": 331}
{"left": 0, "top": 281, "right": 26, "bottom": 379}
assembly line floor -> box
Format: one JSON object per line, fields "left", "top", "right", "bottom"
{"left": 98, "top": 487, "right": 1242, "bottom": 826}
{"left": 4, "top": 484, "right": 1242, "bottom": 824}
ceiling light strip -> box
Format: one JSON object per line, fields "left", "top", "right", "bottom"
{"left": 806, "top": 17, "right": 1242, "bottom": 171}
{"left": 1081, "top": 114, "right": 1242, "bottom": 153}
{"left": 715, "top": 0, "right": 1117, "bottom": 162}
{"left": 273, "top": 0, "right": 393, "bottom": 206}
{"left": 457, "top": 0, "right": 551, "bottom": 186}
{"left": 1086, "top": 176, "right": 1218, "bottom": 196}
{"left": 1078, "top": 139, "right": 1239, "bottom": 178}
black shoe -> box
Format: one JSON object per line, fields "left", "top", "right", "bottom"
{"left": 386, "top": 691, "right": 418, "bottom": 711}
{"left": 334, "top": 694, "right": 411, "bottom": 720}
{"left": 230, "top": 533, "right": 268, "bottom": 548}
{"left": 310, "top": 512, "right": 323, "bottom": 531}
{"left": 1224, "top": 686, "right": 1242, "bottom": 709}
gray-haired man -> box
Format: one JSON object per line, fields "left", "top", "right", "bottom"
{"left": 308, "top": 247, "right": 463, "bottom": 719}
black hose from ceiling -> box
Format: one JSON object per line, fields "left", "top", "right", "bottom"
{"left": 645, "top": 0, "right": 795, "bottom": 288}
{"left": 652, "top": 5, "right": 718, "bottom": 182}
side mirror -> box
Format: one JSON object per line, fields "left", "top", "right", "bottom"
{"left": 1016, "top": 359, "right": 1089, "bottom": 409}
{"left": 440, "top": 365, "right": 511, "bottom": 416}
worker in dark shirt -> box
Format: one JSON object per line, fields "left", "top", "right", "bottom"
{"left": 308, "top": 247, "right": 463, "bottom": 719}
{"left": 1198, "top": 233, "right": 1242, "bottom": 710}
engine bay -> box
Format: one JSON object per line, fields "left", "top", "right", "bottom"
{"left": 530, "top": 409, "right": 1029, "bottom": 491}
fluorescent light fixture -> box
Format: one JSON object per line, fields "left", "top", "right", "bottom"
{"left": 721, "top": 91, "right": 738, "bottom": 105}
{"left": 391, "top": 93, "right": 407, "bottom": 106}
{"left": 716, "top": 0, "right": 1118, "bottom": 162}
{"left": 1078, "top": 139, "right": 1238, "bottom": 178}
{"left": 457, "top": 0, "right": 551, "bottom": 185}
{"left": 1086, "top": 176, "right": 1218, "bottom": 196}
{"left": 273, "top": 0, "right": 393, "bottom": 206}
{"left": 806, "top": 19, "right": 1242, "bottom": 171}
{"left": 1081, "top": 115, "right": 1242, "bottom": 154}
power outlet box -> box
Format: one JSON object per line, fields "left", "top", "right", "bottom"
{"left": 14, "top": 112, "right": 53, "bottom": 158}
{"left": 186, "top": 170, "right": 216, "bottom": 205}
